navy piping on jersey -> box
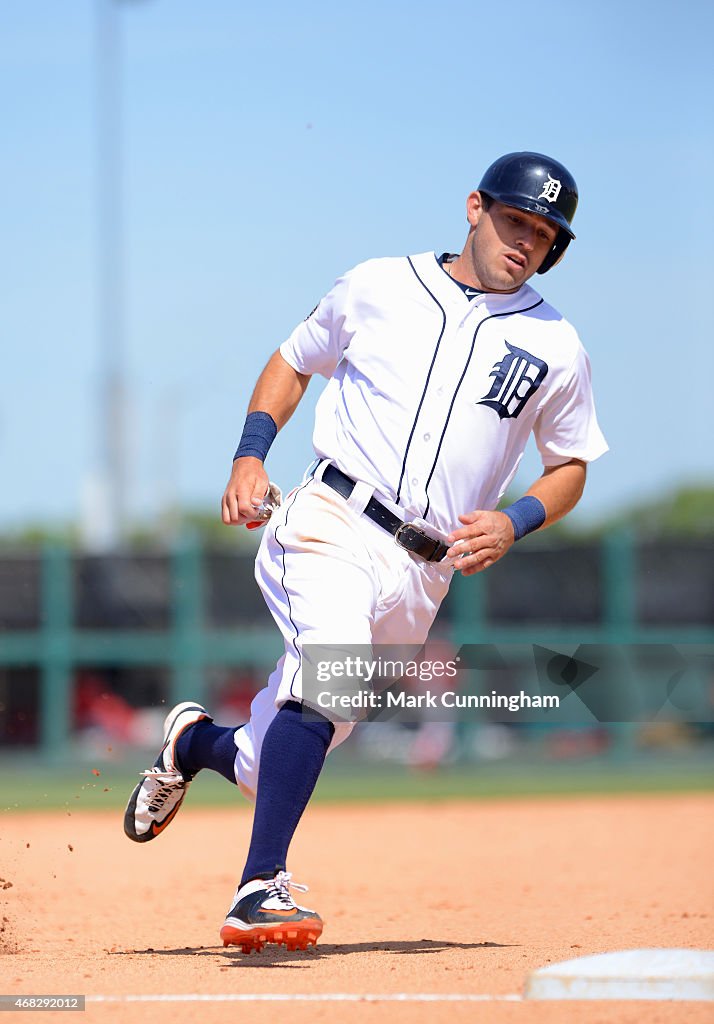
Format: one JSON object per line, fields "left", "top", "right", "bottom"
{"left": 272, "top": 477, "right": 313, "bottom": 700}
{"left": 396, "top": 257, "right": 447, "bottom": 505}
{"left": 421, "top": 298, "right": 544, "bottom": 519}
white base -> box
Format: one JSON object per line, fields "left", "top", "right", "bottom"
{"left": 524, "top": 949, "right": 714, "bottom": 1001}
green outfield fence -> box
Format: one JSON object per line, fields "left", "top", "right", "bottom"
{"left": 0, "top": 531, "right": 713, "bottom": 762}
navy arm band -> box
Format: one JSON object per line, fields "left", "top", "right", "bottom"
{"left": 233, "top": 411, "right": 278, "bottom": 462}
{"left": 501, "top": 496, "right": 546, "bottom": 541}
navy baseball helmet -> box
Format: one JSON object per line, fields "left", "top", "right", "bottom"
{"left": 477, "top": 152, "right": 578, "bottom": 273}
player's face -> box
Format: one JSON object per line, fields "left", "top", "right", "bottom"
{"left": 466, "top": 194, "right": 559, "bottom": 291}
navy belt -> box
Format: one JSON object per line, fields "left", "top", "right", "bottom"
{"left": 321, "top": 465, "right": 449, "bottom": 563}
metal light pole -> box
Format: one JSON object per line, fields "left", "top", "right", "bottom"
{"left": 87, "top": 1, "right": 156, "bottom": 549}
{"left": 93, "top": 0, "right": 128, "bottom": 549}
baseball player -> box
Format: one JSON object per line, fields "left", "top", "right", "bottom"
{"left": 124, "top": 152, "right": 607, "bottom": 953}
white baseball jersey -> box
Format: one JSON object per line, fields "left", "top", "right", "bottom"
{"left": 233, "top": 251, "right": 608, "bottom": 795}
{"left": 280, "top": 251, "right": 607, "bottom": 535}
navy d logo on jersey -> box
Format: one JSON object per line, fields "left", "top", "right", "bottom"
{"left": 478, "top": 342, "right": 548, "bottom": 420}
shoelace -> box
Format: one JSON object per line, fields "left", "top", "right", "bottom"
{"left": 139, "top": 768, "right": 184, "bottom": 813}
{"left": 266, "top": 871, "right": 309, "bottom": 909}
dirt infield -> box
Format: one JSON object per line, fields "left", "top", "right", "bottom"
{"left": 1, "top": 793, "right": 712, "bottom": 1023}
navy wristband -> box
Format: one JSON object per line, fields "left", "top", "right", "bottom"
{"left": 502, "top": 496, "right": 546, "bottom": 541}
{"left": 233, "top": 411, "right": 278, "bottom": 462}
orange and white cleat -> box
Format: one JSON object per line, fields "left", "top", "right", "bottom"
{"left": 220, "top": 871, "right": 323, "bottom": 953}
{"left": 123, "top": 701, "right": 212, "bottom": 843}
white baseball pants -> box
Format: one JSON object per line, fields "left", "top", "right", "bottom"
{"left": 232, "top": 463, "right": 453, "bottom": 798}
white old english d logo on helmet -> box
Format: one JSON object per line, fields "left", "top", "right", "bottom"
{"left": 537, "top": 175, "right": 562, "bottom": 203}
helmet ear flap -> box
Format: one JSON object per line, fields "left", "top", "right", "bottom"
{"left": 538, "top": 231, "right": 571, "bottom": 274}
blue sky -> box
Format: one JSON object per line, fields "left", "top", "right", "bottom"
{"left": 1, "top": 0, "right": 713, "bottom": 537}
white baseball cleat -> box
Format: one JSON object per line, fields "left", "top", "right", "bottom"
{"left": 123, "top": 701, "right": 212, "bottom": 843}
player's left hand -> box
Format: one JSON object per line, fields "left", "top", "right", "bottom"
{"left": 446, "top": 510, "right": 515, "bottom": 576}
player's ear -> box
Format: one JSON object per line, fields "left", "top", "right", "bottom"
{"left": 466, "top": 191, "right": 486, "bottom": 228}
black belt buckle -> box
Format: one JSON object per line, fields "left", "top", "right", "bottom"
{"left": 394, "top": 522, "right": 445, "bottom": 562}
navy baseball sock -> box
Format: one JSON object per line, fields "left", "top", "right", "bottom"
{"left": 174, "top": 721, "right": 238, "bottom": 784}
{"left": 240, "top": 700, "right": 334, "bottom": 885}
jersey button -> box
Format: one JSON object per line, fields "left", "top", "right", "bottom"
{"left": 411, "top": 477, "right": 418, "bottom": 486}
{"left": 423, "top": 433, "right": 431, "bottom": 442}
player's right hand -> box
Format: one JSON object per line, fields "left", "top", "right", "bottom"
{"left": 221, "top": 457, "right": 270, "bottom": 526}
